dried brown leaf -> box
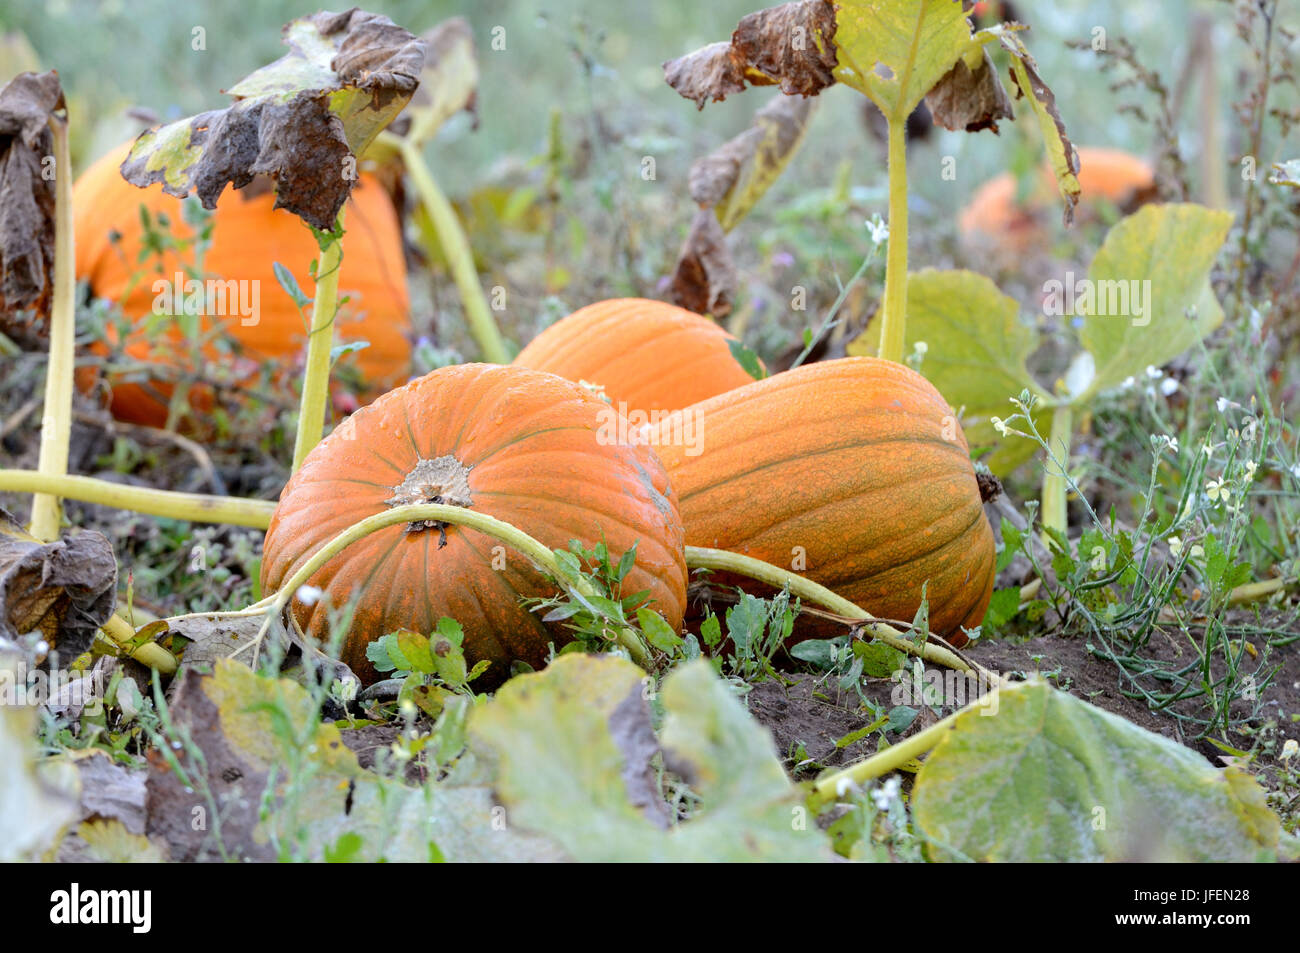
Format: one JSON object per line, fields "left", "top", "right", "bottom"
{"left": 0, "top": 70, "right": 63, "bottom": 343}
{"left": 664, "top": 0, "right": 837, "bottom": 108}
{"left": 0, "top": 508, "right": 116, "bottom": 664}
{"left": 925, "top": 48, "right": 1014, "bottom": 133}
{"left": 669, "top": 209, "right": 736, "bottom": 317}
{"left": 120, "top": 9, "right": 423, "bottom": 231}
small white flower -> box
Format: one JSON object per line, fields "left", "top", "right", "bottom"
{"left": 1122, "top": 376, "right": 1136, "bottom": 390}
{"left": 914, "top": 341, "right": 929, "bottom": 355}
{"left": 1167, "top": 536, "right": 1184, "bottom": 558}
{"left": 1190, "top": 543, "right": 1204, "bottom": 559}
{"left": 991, "top": 416, "right": 1009, "bottom": 436}
{"left": 1160, "top": 377, "right": 1179, "bottom": 396}
{"left": 1242, "top": 461, "right": 1258, "bottom": 482}
{"left": 1291, "top": 463, "right": 1300, "bottom": 481}
{"left": 871, "top": 776, "right": 902, "bottom": 810}
{"left": 1281, "top": 739, "right": 1299, "bottom": 761}
{"left": 1206, "top": 477, "right": 1230, "bottom": 503}
{"left": 1156, "top": 435, "right": 1179, "bottom": 455}
{"left": 1146, "top": 365, "right": 1163, "bottom": 379}
{"left": 866, "top": 215, "right": 889, "bottom": 245}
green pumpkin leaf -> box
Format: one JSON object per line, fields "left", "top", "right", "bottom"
{"left": 833, "top": 0, "right": 973, "bottom": 120}
{"left": 911, "top": 679, "right": 1282, "bottom": 861}
{"left": 121, "top": 9, "right": 423, "bottom": 231}
{"left": 1077, "top": 203, "right": 1233, "bottom": 399}
{"left": 848, "top": 268, "right": 1050, "bottom": 475}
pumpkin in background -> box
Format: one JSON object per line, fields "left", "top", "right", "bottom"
{"left": 261, "top": 363, "right": 688, "bottom": 685}
{"left": 959, "top": 147, "right": 1157, "bottom": 254}
{"left": 73, "top": 140, "right": 412, "bottom": 428}
{"left": 512, "top": 298, "right": 761, "bottom": 416}
{"left": 653, "top": 357, "right": 994, "bottom": 645}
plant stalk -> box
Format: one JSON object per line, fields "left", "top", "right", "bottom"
{"left": 807, "top": 692, "right": 992, "bottom": 809}
{"left": 29, "top": 115, "right": 76, "bottom": 541}
{"left": 396, "top": 135, "right": 509, "bottom": 364}
{"left": 251, "top": 502, "right": 652, "bottom": 670}
{"left": 99, "top": 613, "right": 178, "bottom": 674}
{"left": 876, "top": 116, "right": 910, "bottom": 364}
{"left": 1041, "top": 403, "right": 1075, "bottom": 538}
{"left": 290, "top": 213, "right": 344, "bottom": 472}
{"left": 0, "top": 470, "right": 274, "bottom": 527}
{"left": 685, "top": 546, "right": 979, "bottom": 675}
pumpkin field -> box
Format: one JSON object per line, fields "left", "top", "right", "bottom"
{"left": 1, "top": 0, "right": 1299, "bottom": 874}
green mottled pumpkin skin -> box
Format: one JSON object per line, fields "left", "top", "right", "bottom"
{"left": 262, "top": 364, "right": 687, "bottom": 685}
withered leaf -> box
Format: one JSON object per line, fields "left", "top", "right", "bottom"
{"left": 0, "top": 508, "right": 116, "bottom": 665}
{"left": 925, "top": 48, "right": 1014, "bottom": 133}
{"left": 669, "top": 94, "right": 813, "bottom": 316}
{"left": 121, "top": 9, "right": 424, "bottom": 231}
{"left": 994, "top": 25, "right": 1081, "bottom": 225}
{"left": 402, "top": 18, "right": 479, "bottom": 144}
{"left": 0, "top": 70, "right": 63, "bottom": 344}
{"left": 664, "top": 0, "right": 837, "bottom": 108}
{"left": 669, "top": 208, "right": 736, "bottom": 317}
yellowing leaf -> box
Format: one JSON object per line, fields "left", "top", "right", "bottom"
{"left": 833, "top": 0, "right": 972, "bottom": 119}
{"left": 1079, "top": 203, "right": 1233, "bottom": 398}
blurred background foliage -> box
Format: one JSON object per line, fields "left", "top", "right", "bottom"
{"left": 3, "top": 0, "right": 1297, "bottom": 358}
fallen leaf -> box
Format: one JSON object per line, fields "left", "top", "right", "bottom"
{"left": 0, "top": 508, "right": 117, "bottom": 665}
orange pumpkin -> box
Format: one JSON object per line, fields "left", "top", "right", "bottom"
{"left": 959, "top": 147, "right": 1157, "bottom": 253}
{"left": 260, "top": 363, "right": 688, "bottom": 685}
{"left": 73, "top": 141, "right": 411, "bottom": 427}
{"left": 653, "top": 357, "right": 994, "bottom": 645}
{"left": 512, "top": 298, "right": 760, "bottom": 416}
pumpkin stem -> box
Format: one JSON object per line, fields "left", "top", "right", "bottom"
{"left": 384, "top": 455, "right": 475, "bottom": 536}
{"left": 976, "top": 468, "right": 1003, "bottom": 503}
{"left": 29, "top": 113, "right": 76, "bottom": 541}
{"left": 290, "top": 210, "right": 345, "bottom": 472}
{"left": 875, "top": 115, "right": 910, "bottom": 365}
{"left": 393, "top": 133, "right": 510, "bottom": 364}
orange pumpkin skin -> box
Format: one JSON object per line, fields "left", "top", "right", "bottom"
{"left": 260, "top": 363, "right": 688, "bottom": 685}
{"left": 653, "top": 357, "right": 994, "bottom": 645}
{"left": 512, "top": 298, "right": 760, "bottom": 415}
{"left": 959, "top": 147, "right": 1156, "bottom": 252}
{"left": 73, "top": 141, "right": 411, "bottom": 427}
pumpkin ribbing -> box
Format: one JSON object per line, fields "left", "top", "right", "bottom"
{"left": 653, "top": 357, "right": 995, "bottom": 644}
{"left": 73, "top": 141, "right": 411, "bottom": 427}
{"left": 260, "top": 363, "right": 687, "bottom": 685}
{"left": 513, "top": 298, "right": 760, "bottom": 414}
